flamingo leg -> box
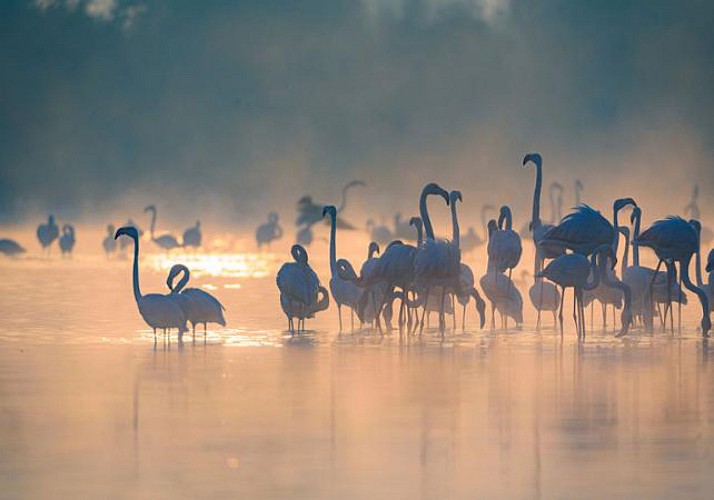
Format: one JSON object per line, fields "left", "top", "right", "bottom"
{"left": 558, "top": 288, "right": 565, "bottom": 338}
{"left": 439, "top": 287, "right": 446, "bottom": 336}
{"left": 573, "top": 291, "right": 579, "bottom": 339}
{"left": 536, "top": 279, "right": 544, "bottom": 331}
{"left": 338, "top": 305, "right": 343, "bottom": 333}
{"left": 419, "top": 288, "right": 430, "bottom": 336}
{"left": 678, "top": 271, "right": 682, "bottom": 334}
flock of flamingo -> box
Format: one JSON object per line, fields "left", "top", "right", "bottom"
{"left": 0, "top": 153, "right": 712, "bottom": 342}
{"left": 276, "top": 153, "right": 714, "bottom": 339}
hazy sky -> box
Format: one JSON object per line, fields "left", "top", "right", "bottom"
{"left": 1, "top": 0, "right": 713, "bottom": 223}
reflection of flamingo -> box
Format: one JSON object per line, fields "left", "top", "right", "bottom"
{"left": 182, "top": 221, "right": 202, "bottom": 248}
{"left": 102, "top": 224, "right": 117, "bottom": 256}
{"left": 115, "top": 226, "right": 187, "bottom": 340}
{"left": 37, "top": 215, "right": 59, "bottom": 253}
{"left": 637, "top": 216, "right": 711, "bottom": 337}
{"left": 0, "top": 239, "right": 25, "bottom": 256}
{"left": 167, "top": 264, "right": 226, "bottom": 339}
{"left": 59, "top": 224, "right": 75, "bottom": 256}
{"left": 144, "top": 205, "right": 180, "bottom": 251}
{"left": 276, "top": 244, "right": 327, "bottom": 333}
{"left": 256, "top": 213, "right": 283, "bottom": 249}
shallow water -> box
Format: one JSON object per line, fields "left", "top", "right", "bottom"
{"left": 1, "top": 241, "right": 714, "bottom": 499}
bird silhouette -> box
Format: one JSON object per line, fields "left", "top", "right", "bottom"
{"left": 144, "top": 205, "right": 181, "bottom": 251}
{"left": 166, "top": 264, "right": 226, "bottom": 339}
{"left": 37, "top": 215, "right": 59, "bottom": 254}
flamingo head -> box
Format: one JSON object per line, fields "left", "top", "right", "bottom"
{"left": 290, "top": 244, "right": 308, "bottom": 264}
{"left": 166, "top": 264, "right": 189, "bottom": 291}
{"left": 368, "top": 241, "right": 380, "bottom": 258}
{"left": 614, "top": 198, "right": 637, "bottom": 213}
{"left": 689, "top": 219, "right": 702, "bottom": 239}
{"left": 195, "top": 220, "right": 201, "bottom": 228}
{"left": 107, "top": 224, "right": 115, "bottom": 234}
{"left": 497, "top": 206, "right": 512, "bottom": 230}
{"left": 322, "top": 205, "right": 337, "bottom": 219}
{"left": 62, "top": 224, "right": 72, "bottom": 234}
{"left": 705, "top": 249, "right": 714, "bottom": 273}
{"left": 115, "top": 225, "right": 139, "bottom": 241}
{"left": 409, "top": 216, "right": 422, "bottom": 228}
{"left": 522, "top": 153, "right": 542, "bottom": 169}
{"left": 336, "top": 259, "right": 358, "bottom": 281}
{"left": 449, "top": 190, "right": 463, "bottom": 205}
{"left": 630, "top": 206, "right": 641, "bottom": 224}
{"left": 268, "top": 212, "right": 279, "bottom": 223}
{"left": 575, "top": 179, "right": 584, "bottom": 190}
{"left": 297, "top": 196, "right": 312, "bottom": 207}
{"left": 48, "top": 214, "right": 55, "bottom": 224}
{"left": 618, "top": 226, "right": 629, "bottom": 238}
{"left": 143, "top": 204, "right": 156, "bottom": 213}
{"left": 422, "top": 183, "right": 450, "bottom": 205}
{"left": 593, "top": 244, "right": 617, "bottom": 269}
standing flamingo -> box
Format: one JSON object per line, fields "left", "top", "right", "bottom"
{"left": 144, "top": 205, "right": 181, "bottom": 251}
{"left": 276, "top": 244, "right": 327, "bottom": 333}
{"left": 114, "top": 226, "right": 187, "bottom": 340}
{"left": 166, "top": 264, "right": 226, "bottom": 339}
{"left": 324, "top": 205, "right": 363, "bottom": 332}
{"left": 487, "top": 205, "right": 522, "bottom": 279}
{"left": 37, "top": 215, "right": 59, "bottom": 253}
{"left": 636, "top": 216, "right": 711, "bottom": 337}
{"left": 102, "top": 224, "right": 117, "bottom": 256}
{"left": 59, "top": 224, "right": 76, "bottom": 256}
{"left": 182, "top": 221, "right": 202, "bottom": 248}
{"left": 256, "top": 213, "right": 283, "bottom": 249}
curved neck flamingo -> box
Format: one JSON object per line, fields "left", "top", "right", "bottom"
{"left": 324, "top": 206, "right": 338, "bottom": 275}
{"left": 419, "top": 183, "right": 448, "bottom": 241}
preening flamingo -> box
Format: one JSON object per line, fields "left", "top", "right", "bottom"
{"left": 37, "top": 215, "right": 59, "bottom": 253}
{"left": 324, "top": 205, "right": 363, "bottom": 332}
{"left": 479, "top": 270, "right": 523, "bottom": 329}
{"left": 487, "top": 205, "right": 522, "bottom": 278}
{"left": 256, "top": 213, "right": 283, "bottom": 249}
{"left": 102, "top": 224, "right": 117, "bottom": 256}
{"left": 637, "top": 216, "right": 711, "bottom": 337}
{"left": 182, "top": 221, "right": 202, "bottom": 248}
{"left": 0, "top": 239, "right": 25, "bottom": 256}
{"left": 144, "top": 205, "right": 181, "bottom": 251}
{"left": 59, "top": 224, "right": 75, "bottom": 256}
{"left": 167, "top": 264, "right": 226, "bottom": 339}
{"left": 114, "top": 226, "right": 188, "bottom": 339}
{"left": 276, "top": 244, "right": 326, "bottom": 333}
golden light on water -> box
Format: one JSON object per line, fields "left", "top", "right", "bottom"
{"left": 145, "top": 251, "right": 278, "bottom": 279}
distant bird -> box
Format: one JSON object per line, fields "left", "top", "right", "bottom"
{"left": 102, "top": 224, "right": 117, "bottom": 256}
{"left": 296, "top": 180, "right": 365, "bottom": 228}
{"left": 37, "top": 215, "right": 59, "bottom": 253}
{"left": 479, "top": 270, "right": 523, "bottom": 329}
{"left": 522, "top": 153, "right": 565, "bottom": 268}
{"left": 276, "top": 244, "right": 327, "bottom": 333}
{"left": 575, "top": 179, "right": 584, "bottom": 206}
{"left": 144, "top": 205, "right": 181, "bottom": 251}
{"left": 166, "top": 264, "right": 226, "bottom": 339}
{"left": 487, "top": 205, "right": 522, "bottom": 279}
{"left": 324, "top": 205, "right": 363, "bottom": 332}
{"left": 0, "top": 239, "right": 25, "bottom": 257}
{"left": 256, "top": 213, "right": 283, "bottom": 249}
{"left": 182, "top": 221, "right": 202, "bottom": 248}
{"left": 366, "top": 219, "right": 393, "bottom": 246}
{"left": 636, "top": 216, "right": 711, "bottom": 337}
{"left": 58, "top": 224, "right": 76, "bottom": 256}
{"left": 114, "top": 226, "right": 187, "bottom": 340}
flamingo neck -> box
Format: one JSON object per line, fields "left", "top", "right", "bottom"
{"left": 420, "top": 191, "right": 436, "bottom": 240}
{"left": 548, "top": 187, "right": 556, "bottom": 224}
{"left": 532, "top": 163, "right": 542, "bottom": 229}
{"left": 620, "top": 230, "right": 629, "bottom": 275}
{"left": 583, "top": 254, "right": 601, "bottom": 291}
{"left": 612, "top": 208, "right": 621, "bottom": 253}
{"left": 130, "top": 234, "right": 142, "bottom": 302}
{"left": 450, "top": 201, "right": 460, "bottom": 249}
{"left": 149, "top": 209, "right": 157, "bottom": 238}
{"left": 575, "top": 186, "right": 581, "bottom": 206}
{"left": 415, "top": 223, "right": 423, "bottom": 246}
{"left": 632, "top": 212, "right": 641, "bottom": 266}
{"left": 680, "top": 253, "right": 709, "bottom": 327}
{"left": 175, "top": 266, "right": 190, "bottom": 293}
{"left": 328, "top": 212, "right": 338, "bottom": 275}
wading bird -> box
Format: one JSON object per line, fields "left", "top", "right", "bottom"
{"left": 59, "top": 224, "right": 75, "bottom": 256}
{"left": 276, "top": 244, "right": 327, "bottom": 333}
{"left": 256, "top": 213, "right": 283, "bottom": 249}
{"left": 37, "top": 215, "right": 59, "bottom": 253}
{"left": 166, "top": 264, "right": 226, "bottom": 339}
{"left": 144, "top": 205, "right": 181, "bottom": 251}
{"left": 102, "top": 224, "right": 117, "bottom": 256}
{"left": 0, "top": 239, "right": 25, "bottom": 257}
{"left": 182, "top": 221, "right": 202, "bottom": 248}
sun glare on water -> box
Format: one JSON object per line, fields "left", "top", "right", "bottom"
{"left": 145, "top": 251, "right": 277, "bottom": 279}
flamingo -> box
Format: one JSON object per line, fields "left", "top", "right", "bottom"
{"left": 297, "top": 180, "right": 365, "bottom": 228}
{"left": 549, "top": 182, "right": 564, "bottom": 224}
{"left": 366, "top": 219, "right": 393, "bottom": 246}
{"left": 144, "top": 205, "right": 181, "bottom": 251}
{"left": 276, "top": 244, "right": 326, "bottom": 333}
{"left": 0, "top": 239, "right": 25, "bottom": 256}
{"left": 479, "top": 270, "right": 523, "bottom": 329}
{"left": 59, "top": 224, "right": 75, "bottom": 256}
{"left": 575, "top": 179, "right": 584, "bottom": 206}
{"left": 324, "top": 205, "right": 363, "bottom": 332}
{"left": 356, "top": 241, "right": 387, "bottom": 326}
{"left": 256, "top": 213, "right": 283, "bottom": 249}
{"left": 114, "top": 226, "right": 188, "bottom": 340}
{"left": 455, "top": 264, "right": 487, "bottom": 330}
{"left": 413, "top": 185, "right": 459, "bottom": 334}
{"left": 528, "top": 275, "right": 560, "bottom": 329}
{"left": 37, "top": 215, "right": 59, "bottom": 253}
{"left": 705, "top": 249, "right": 714, "bottom": 308}
{"left": 487, "top": 205, "right": 522, "bottom": 279}
{"left": 636, "top": 216, "right": 711, "bottom": 337}
{"left": 587, "top": 227, "right": 627, "bottom": 331}
{"left": 522, "top": 153, "right": 565, "bottom": 268}
{"left": 182, "top": 221, "right": 202, "bottom": 248}
{"left": 536, "top": 245, "right": 614, "bottom": 339}
{"left": 166, "top": 264, "right": 226, "bottom": 339}
{"left": 102, "top": 224, "right": 117, "bottom": 256}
